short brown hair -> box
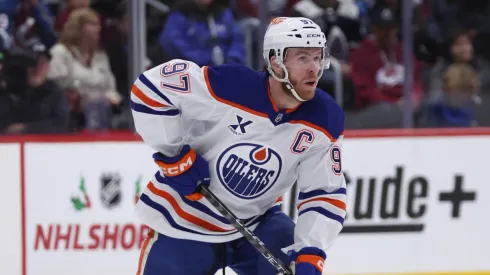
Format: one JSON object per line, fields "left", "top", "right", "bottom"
{"left": 59, "top": 8, "right": 99, "bottom": 48}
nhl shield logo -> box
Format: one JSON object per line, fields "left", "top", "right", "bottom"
{"left": 216, "top": 143, "right": 282, "bottom": 199}
{"left": 100, "top": 172, "right": 122, "bottom": 208}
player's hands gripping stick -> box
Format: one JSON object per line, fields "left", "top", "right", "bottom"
{"left": 287, "top": 247, "right": 326, "bottom": 275}
{"left": 153, "top": 145, "right": 210, "bottom": 201}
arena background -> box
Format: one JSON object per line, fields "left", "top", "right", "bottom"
{"left": 0, "top": 0, "right": 489, "bottom": 274}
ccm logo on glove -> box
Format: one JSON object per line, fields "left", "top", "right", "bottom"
{"left": 296, "top": 255, "right": 325, "bottom": 272}
{"left": 155, "top": 149, "right": 197, "bottom": 176}
{"left": 152, "top": 145, "right": 211, "bottom": 201}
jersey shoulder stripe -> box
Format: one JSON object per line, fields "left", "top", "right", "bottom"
{"left": 138, "top": 73, "right": 175, "bottom": 106}
{"left": 131, "top": 84, "right": 169, "bottom": 108}
{"left": 130, "top": 101, "right": 180, "bottom": 116}
{"left": 132, "top": 59, "right": 212, "bottom": 113}
{"left": 204, "top": 64, "right": 270, "bottom": 118}
{"left": 130, "top": 80, "right": 179, "bottom": 116}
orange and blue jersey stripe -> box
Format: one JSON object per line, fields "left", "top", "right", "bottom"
{"left": 130, "top": 75, "right": 179, "bottom": 116}
{"left": 138, "top": 73, "right": 174, "bottom": 106}
{"left": 297, "top": 188, "right": 347, "bottom": 225}
{"left": 139, "top": 176, "right": 282, "bottom": 236}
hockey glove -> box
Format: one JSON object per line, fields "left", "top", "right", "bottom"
{"left": 153, "top": 145, "right": 210, "bottom": 201}
{"left": 288, "top": 247, "right": 326, "bottom": 275}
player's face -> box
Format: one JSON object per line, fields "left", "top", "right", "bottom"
{"left": 283, "top": 48, "right": 324, "bottom": 100}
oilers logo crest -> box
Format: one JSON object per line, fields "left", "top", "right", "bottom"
{"left": 216, "top": 143, "right": 282, "bottom": 199}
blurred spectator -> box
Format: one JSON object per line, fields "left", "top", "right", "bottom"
{"left": 349, "top": 6, "right": 423, "bottom": 110}
{"left": 54, "top": 0, "right": 90, "bottom": 32}
{"left": 426, "top": 0, "right": 459, "bottom": 45}
{"left": 354, "top": 0, "right": 375, "bottom": 16}
{"left": 235, "top": 0, "right": 288, "bottom": 18}
{"left": 371, "top": 0, "right": 439, "bottom": 64}
{"left": 48, "top": 8, "right": 121, "bottom": 131}
{"left": 0, "top": 42, "right": 70, "bottom": 134}
{"left": 104, "top": 3, "right": 149, "bottom": 130}
{"left": 417, "top": 63, "right": 480, "bottom": 127}
{"left": 104, "top": 4, "right": 130, "bottom": 102}
{"left": 291, "top": 0, "right": 363, "bottom": 50}
{"left": 283, "top": 0, "right": 300, "bottom": 16}
{"left": 427, "top": 29, "right": 490, "bottom": 102}
{"left": 91, "top": 0, "right": 128, "bottom": 43}
{"left": 234, "top": 0, "right": 260, "bottom": 18}
{"left": 159, "top": 0, "right": 246, "bottom": 66}
{"left": 461, "top": 2, "right": 490, "bottom": 62}
{"left": 0, "top": 0, "right": 56, "bottom": 50}
{"left": 428, "top": 1, "right": 490, "bottom": 60}
{"left": 0, "top": 0, "right": 18, "bottom": 44}
{"left": 16, "top": 0, "right": 57, "bottom": 49}
{"left": 268, "top": 0, "right": 289, "bottom": 17}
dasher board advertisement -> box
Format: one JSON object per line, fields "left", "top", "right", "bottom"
{"left": 0, "top": 144, "right": 22, "bottom": 275}
{"left": 326, "top": 136, "right": 490, "bottom": 274}
{"left": 23, "top": 142, "right": 156, "bottom": 275}
{"left": 18, "top": 135, "right": 490, "bottom": 275}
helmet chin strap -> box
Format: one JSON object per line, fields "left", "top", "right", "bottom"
{"left": 284, "top": 81, "right": 307, "bottom": 102}
{"left": 268, "top": 60, "right": 308, "bottom": 102}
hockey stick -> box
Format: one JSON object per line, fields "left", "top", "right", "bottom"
{"left": 198, "top": 184, "right": 293, "bottom": 275}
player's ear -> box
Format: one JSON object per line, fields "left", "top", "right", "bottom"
{"left": 270, "top": 56, "right": 283, "bottom": 76}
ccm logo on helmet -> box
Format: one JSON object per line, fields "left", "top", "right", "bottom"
{"left": 155, "top": 150, "right": 197, "bottom": 176}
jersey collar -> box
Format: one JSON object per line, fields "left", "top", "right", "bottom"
{"left": 266, "top": 80, "right": 302, "bottom": 125}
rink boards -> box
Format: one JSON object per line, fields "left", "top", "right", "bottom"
{"left": 1, "top": 128, "right": 489, "bottom": 275}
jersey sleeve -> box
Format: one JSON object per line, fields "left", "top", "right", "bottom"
{"left": 130, "top": 59, "right": 203, "bottom": 157}
{"left": 284, "top": 135, "right": 347, "bottom": 256}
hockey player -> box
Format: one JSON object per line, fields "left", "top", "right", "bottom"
{"left": 132, "top": 17, "right": 346, "bottom": 275}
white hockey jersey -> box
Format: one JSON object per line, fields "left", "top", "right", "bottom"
{"left": 131, "top": 59, "right": 347, "bottom": 254}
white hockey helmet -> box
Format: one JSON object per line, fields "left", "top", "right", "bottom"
{"left": 263, "top": 17, "right": 330, "bottom": 102}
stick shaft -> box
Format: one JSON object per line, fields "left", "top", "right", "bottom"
{"left": 198, "top": 184, "right": 292, "bottom": 275}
